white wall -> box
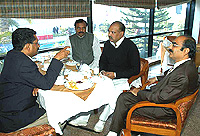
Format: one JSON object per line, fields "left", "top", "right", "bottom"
{"left": 192, "top": 0, "right": 200, "bottom": 43}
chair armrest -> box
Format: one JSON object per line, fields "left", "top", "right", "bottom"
{"left": 125, "top": 101, "right": 181, "bottom": 130}
{"left": 128, "top": 71, "right": 145, "bottom": 84}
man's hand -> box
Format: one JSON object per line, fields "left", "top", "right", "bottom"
{"left": 32, "top": 88, "right": 39, "bottom": 96}
{"left": 103, "top": 71, "right": 115, "bottom": 79}
{"left": 129, "top": 88, "right": 140, "bottom": 96}
{"left": 54, "top": 46, "right": 70, "bottom": 60}
{"left": 146, "top": 77, "right": 157, "bottom": 86}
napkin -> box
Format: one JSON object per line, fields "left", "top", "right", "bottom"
{"left": 113, "top": 78, "right": 130, "bottom": 90}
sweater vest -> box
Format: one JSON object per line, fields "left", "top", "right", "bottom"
{"left": 70, "top": 33, "right": 94, "bottom": 65}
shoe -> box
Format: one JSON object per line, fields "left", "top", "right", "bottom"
{"left": 106, "top": 131, "right": 117, "bottom": 136}
{"left": 93, "top": 120, "right": 106, "bottom": 132}
{"left": 68, "top": 119, "right": 87, "bottom": 127}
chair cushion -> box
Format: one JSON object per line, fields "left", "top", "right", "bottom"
{"left": 0, "top": 124, "right": 56, "bottom": 136}
{"left": 178, "top": 100, "right": 194, "bottom": 126}
{"left": 131, "top": 115, "right": 177, "bottom": 130}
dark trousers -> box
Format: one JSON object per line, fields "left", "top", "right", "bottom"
{"left": 109, "top": 92, "right": 175, "bottom": 134}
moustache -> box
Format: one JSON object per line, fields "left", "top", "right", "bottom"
{"left": 168, "top": 49, "right": 173, "bottom": 53}
{"left": 109, "top": 36, "right": 113, "bottom": 40}
{"left": 78, "top": 32, "right": 85, "bottom": 34}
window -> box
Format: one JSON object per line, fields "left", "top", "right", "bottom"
{"left": 0, "top": 2, "right": 192, "bottom": 60}
{"left": 152, "top": 4, "right": 187, "bottom": 57}
{"left": 0, "top": 17, "right": 86, "bottom": 57}
{"left": 92, "top": 4, "right": 150, "bottom": 58}
{"left": 93, "top": 2, "right": 188, "bottom": 58}
{"left": 154, "top": 4, "right": 187, "bottom": 34}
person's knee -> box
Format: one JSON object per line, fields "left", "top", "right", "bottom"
{"left": 116, "top": 93, "right": 126, "bottom": 104}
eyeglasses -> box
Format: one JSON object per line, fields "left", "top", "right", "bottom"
{"left": 171, "top": 42, "right": 182, "bottom": 47}
{"left": 32, "top": 42, "right": 39, "bottom": 46}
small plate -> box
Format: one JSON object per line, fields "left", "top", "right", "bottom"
{"left": 66, "top": 61, "right": 78, "bottom": 66}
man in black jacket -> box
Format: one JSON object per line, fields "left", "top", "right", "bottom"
{"left": 0, "top": 28, "right": 70, "bottom": 133}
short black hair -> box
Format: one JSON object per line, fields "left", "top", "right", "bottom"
{"left": 12, "top": 28, "right": 36, "bottom": 51}
{"left": 74, "top": 19, "right": 88, "bottom": 27}
{"left": 181, "top": 35, "right": 196, "bottom": 59}
{"left": 111, "top": 21, "right": 125, "bottom": 32}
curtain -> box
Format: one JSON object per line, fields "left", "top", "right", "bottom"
{"left": 94, "top": 0, "right": 191, "bottom": 9}
{"left": 157, "top": 0, "right": 191, "bottom": 8}
{"left": 0, "top": 0, "right": 90, "bottom": 19}
{"left": 94, "top": 0, "right": 155, "bottom": 9}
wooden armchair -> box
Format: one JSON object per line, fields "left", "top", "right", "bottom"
{"left": 120, "top": 89, "right": 199, "bottom": 136}
{"left": 0, "top": 124, "right": 56, "bottom": 136}
{"left": 128, "top": 58, "right": 149, "bottom": 90}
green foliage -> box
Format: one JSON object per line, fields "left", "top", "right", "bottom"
{"left": 121, "top": 8, "right": 172, "bottom": 57}
{"left": 99, "top": 22, "right": 110, "bottom": 33}
{"left": 0, "top": 31, "right": 12, "bottom": 44}
{"left": 0, "top": 18, "right": 32, "bottom": 44}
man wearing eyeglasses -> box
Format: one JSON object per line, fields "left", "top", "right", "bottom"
{"left": 0, "top": 28, "right": 70, "bottom": 133}
{"left": 106, "top": 35, "right": 199, "bottom": 136}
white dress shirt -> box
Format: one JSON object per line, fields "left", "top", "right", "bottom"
{"left": 110, "top": 36, "right": 125, "bottom": 48}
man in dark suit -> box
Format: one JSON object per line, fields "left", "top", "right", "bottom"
{"left": 0, "top": 28, "right": 70, "bottom": 133}
{"left": 106, "top": 35, "right": 199, "bottom": 136}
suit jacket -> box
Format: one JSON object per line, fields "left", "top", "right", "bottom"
{"left": 137, "top": 60, "right": 199, "bottom": 119}
{"left": 0, "top": 50, "right": 63, "bottom": 133}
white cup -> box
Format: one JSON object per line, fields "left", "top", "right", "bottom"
{"left": 94, "top": 67, "right": 99, "bottom": 75}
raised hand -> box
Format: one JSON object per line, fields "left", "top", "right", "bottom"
{"left": 54, "top": 46, "right": 70, "bottom": 60}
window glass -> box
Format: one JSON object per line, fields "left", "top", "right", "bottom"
{"left": 92, "top": 4, "right": 150, "bottom": 40}
{"left": 152, "top": 31, "right": 184, "bottom": 58}
{"left": 154, "top": 4, "right": 187, "bottom": 34}
{"left": 0, "top": 17, "right": 86, "bottom": 57}
{"left": 93, "top": 4, "right": 150, "bottom": 58}
{"left": 131, "top": 37, "right": 148, "bottom": 58}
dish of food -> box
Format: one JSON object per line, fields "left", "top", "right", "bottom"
{"left": 64, "top": 79, "right": 94, "bottom": 90}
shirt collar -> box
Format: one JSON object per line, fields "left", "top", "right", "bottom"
{"left": 27, "top": 55, "right": 34, "bottom": 61}
{"left": 173, "top": 58, "right": 191, "bottom": 69}
{"left": 110, "top": 37, "right": 125, "bottom": 48}
{"left": 76, "top": 33, "right": 86, "bottom": 38}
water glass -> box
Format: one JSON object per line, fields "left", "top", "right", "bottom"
{"left": 93, "top": 67, "right": 99, "bottom": 75}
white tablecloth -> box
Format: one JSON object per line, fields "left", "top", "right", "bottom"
{"left": 38, "top": 76, "right": 129, "bottom": 134}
